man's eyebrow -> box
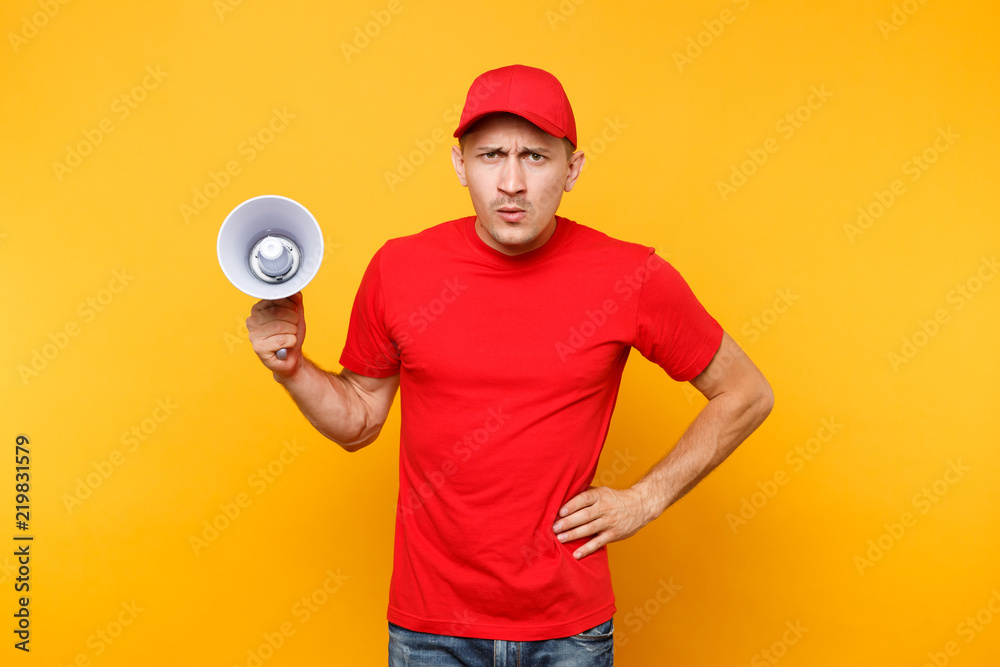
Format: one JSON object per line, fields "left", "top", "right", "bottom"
{"left": 472, "top": 145, "right": 552, "bottom": 154}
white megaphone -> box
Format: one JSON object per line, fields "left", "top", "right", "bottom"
{"left": 218, "top": 195, "right": 323, "bottom": 359}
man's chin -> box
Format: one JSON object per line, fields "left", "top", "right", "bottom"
{"left": 476, "top": 215, "right": 551, "bottom": 255}
{"left": 490, "top": 227, "right": 539, "bottom": 248}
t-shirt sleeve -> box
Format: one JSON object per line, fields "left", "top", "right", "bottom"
{"left": 338, "top": 245, "right": 401, "bottom": 378}
{"left": 633, "top": 249, "right": 724, "bottom": 382}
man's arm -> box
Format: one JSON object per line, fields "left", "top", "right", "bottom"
{"left": 552, "top": 331, "right": 773, "bottom": 558}
{"left": 276, "top": 362, "right": 399, "bottom": 452}
{"left": 247, "top": 293, "right": 400, "bottom": 452}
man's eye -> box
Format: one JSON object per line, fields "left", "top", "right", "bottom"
{"left": 529, "top": 153, "right": 544, "bottom": 161}
{"left": 484, "top": 151, "right": 498, "bottom": 159}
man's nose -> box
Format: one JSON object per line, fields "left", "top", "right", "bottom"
{"left": 498, "top": 158, "right": 526, "bottom": 196}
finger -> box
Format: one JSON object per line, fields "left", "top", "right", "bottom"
{"left": 572, "top": 534, "right": 608, "bottom": 560}
{"left": 250, "top": 299, "right": 293, "bottom": 313}
{"left": 553, "top": 503, "right": 600, "bottom": 533}
{"left": 257, "top": 299, "right": 297, "bottom": 315}
{"left": 266, "top": 333, "right": 298, "bottom": 356}
{"left": 259, "top": 294, "right": 302, "bottom": 317}
{"left": 253, "top": 319, "right": 298, "bottom": 339}
{"left": 251, "top": 295, "right": 299, "bottom": 313}
{"left": 558, "top": 489, "right": 598, "bottom": 519}
{"left": 251, "top": 328, "right": 298, "bottom": 358}
{"left": 249, "top": 305, "right": 300, "bottom": 330}
{"left": 555, "top": 518, "right": 603, "bottom": 544}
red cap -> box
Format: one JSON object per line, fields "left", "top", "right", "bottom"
{"left": 453, "top": 64, "right": 577, "bottom": 148}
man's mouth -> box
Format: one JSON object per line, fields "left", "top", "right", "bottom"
{"left": 496, "top": 207, "right": 526, "bottom": 223}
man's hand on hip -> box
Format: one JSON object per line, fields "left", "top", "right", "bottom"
{"left": 552, "top": 486, "right": 652, "bottom": 560}
{"left": 549, "top": 333, "right": 774, "bottom": 561}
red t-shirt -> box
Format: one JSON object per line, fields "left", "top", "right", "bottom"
{"left": 339, "top": 215, "right": 723, "bottom": 641}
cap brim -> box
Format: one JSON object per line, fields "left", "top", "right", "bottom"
{"left": 454, "top": 109, "right": 571, "bottom": 147}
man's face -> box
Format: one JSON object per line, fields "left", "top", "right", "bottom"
{"left": 452, "top": 113, "right": 585, "bottom": 256}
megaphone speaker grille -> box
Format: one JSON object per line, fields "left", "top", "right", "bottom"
{"left": 250, "top": 234, "right": 300, "bottom": 282}
{"left": 217, "top": 195, "right": 324, "bottom": 299}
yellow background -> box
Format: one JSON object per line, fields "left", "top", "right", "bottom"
{"left": 3, "top": 0, "right": 999, "bottom": 664}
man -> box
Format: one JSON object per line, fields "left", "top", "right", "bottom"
{"left": 246, "top": 64, "right": 773, "bottom": 666}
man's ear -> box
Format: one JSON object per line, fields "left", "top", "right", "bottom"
{"left": 564, "top": 151, "right": 585, "bottom": 192}
{"left": 451, "top": 144, "right": 468, "bottom": 187}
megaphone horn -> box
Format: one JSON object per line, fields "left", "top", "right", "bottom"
{"left": 218, "top": 195, "right": 324, "bottom": 360}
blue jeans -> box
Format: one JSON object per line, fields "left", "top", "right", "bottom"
{"left": 388, "top": 619, "right": 614, "bottom": 666}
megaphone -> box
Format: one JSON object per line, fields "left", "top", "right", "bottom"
{"left": 218, "top": 194, "right": 323, "bottom": 359}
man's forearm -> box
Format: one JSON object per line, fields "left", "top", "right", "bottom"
{"left": 274, "top": 358, "right": 375, "bottom": 449}
{"left": 553, "top": 332, "right": 772, "bottom": 559}
{"left": 633, "top": 386, "right": 773, "bottom": 523}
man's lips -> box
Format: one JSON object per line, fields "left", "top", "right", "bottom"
{"left": 496, "top": 207, "right": 526, "bottom": 223}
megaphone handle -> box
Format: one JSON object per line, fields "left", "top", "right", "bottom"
{"left": 276, "top": 348, "right": 288, "bottom": 360}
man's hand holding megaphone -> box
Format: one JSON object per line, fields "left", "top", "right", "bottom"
{"left": 218, "top": 194, "right": 400, "bottom": 450}
{"left": 217, "top": 195, "right": 324, "bottom": 364}
{"left": 246, "top": 292, "right": 306, "bottom": 380}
